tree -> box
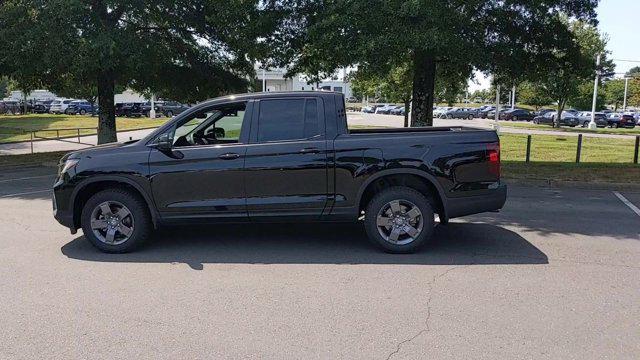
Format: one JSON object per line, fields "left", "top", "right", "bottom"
{"left": 530, "top": 19, "right": 612, "bottom": 127}
{"left": 604, "top": 79, "right": 626, "bottom": 111}
{"left": 569, "top": 80, "right": 605, "bottom": 110}
{"left": 351, "top": 63, "right": 413, "bottom": 126}
{"left": 0, "top": 1, "right": 283, "bottom": 143}
{"left": 276, "top": 0, "right": 598, "bottom": 127}
{"left": 626, "top": 67, "right": 640, "bottom": 78}
{"left": 517, "top": 82, "right": 553, "bottom": 110}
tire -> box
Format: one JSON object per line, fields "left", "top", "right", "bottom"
{"left": 80, "top": 188, "right": 152, "bottom": 253}
{"left": 512, "top": 116, "right": 518, "bottom": 121}
{"left": 446, "top": 114, "right": 452, "bottom": 119}
{"left": 79, "top": 109, "right": 86, "bottom": 115}
{"left": 166, "top": 110, "right": 174, "bottom": 117}
{"left": 467, "top": 114, "right": 474, "bottom": 120}
{"left": 533, "top": 119, "right": 539, "bottom": 124}
{"left": 364, "top": 187, "right": 435, "bottom": 254}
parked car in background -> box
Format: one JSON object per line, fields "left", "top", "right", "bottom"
{"left": 66, "top": 100, "right": 96, "bottom": 115}
{"left": 535, "top": 109, "right": 554, "bottom": 117}
{"left": 115, "top": 103, "right": 144, "bottom": 117}
{"left": 362, "top": 104, "right": 382, "bottom": 113}
{"left": 162, "top": 101, "right": 190, "bottom": 117}
{"left": 606, "top": 113, "right": 636, "bottom": 128}
{"left": 576, "top": 112, "right": 608, "bottom": 127}
{"left": 33, "top": 100, "right": 53, "bottom": 114}
{"left": 0, "top": 100, "right": 21, "bottom": 114}
{"left": 500, "top": 109, "right": 534, "bottom": 121}
{"left": 141, "top": 101, "right": 164, "bottom": 117}
{"left": 389, "top": 106, "right": 405, "bottom": 116}
{"left": 49, "top": 99, "right": 74, "bottom": 114}
{"left": 533, "top": 111, "right": 579, "bottom": 127}
{"left": 433, "top": 107, "right": 453, "bottom": 118}
{"left": 477, "top": 106, "right": 496, "bottom": 119}
{"left": 374, "top": 104, "right": 397, "bottom": 114}
{"left": 442, "top": 107, "right": 476, "bottom": 119}
{"left": 486, "top": 108, "right": 510, "bottom": 120}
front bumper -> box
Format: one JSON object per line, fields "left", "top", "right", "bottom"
{"left": 52, "top": 178, "right": 77, "bottom": 233}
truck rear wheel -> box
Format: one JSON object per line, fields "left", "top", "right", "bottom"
{"left": 80, "top": 188, "right": 152, "bottom": 253}
{"left": 364, "top": 187, "right": 434, "bottom": 253}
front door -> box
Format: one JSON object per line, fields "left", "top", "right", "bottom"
{"left": 244, "top": 97, "right": 328, "bottom": 219}
{"left": 148, "top": 102, "right": 250, "bottom": 220}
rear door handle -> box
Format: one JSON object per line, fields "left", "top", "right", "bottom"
{"left": 219, "top": 153, "right": 240, "bottom": 160}
{"left": 299, "top": 147, "right": 320, "bottom": 154}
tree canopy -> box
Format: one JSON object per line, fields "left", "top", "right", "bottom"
{"left": 0, "top": 1, "right": 285, "bottom": 143}
{"left": 276, "top": 0, "right": 600, "bottom": 126}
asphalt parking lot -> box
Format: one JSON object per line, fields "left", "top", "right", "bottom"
{"left": 1, "top": 165, "right": 639, "bottom": 359}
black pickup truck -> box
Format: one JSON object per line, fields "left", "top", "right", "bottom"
{"left": 53, "top": 91, "right": 506, "bottom": 253}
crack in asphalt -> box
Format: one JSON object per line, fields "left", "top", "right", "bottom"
{"left": 384, "top": 264, "right": 471, "bottom": 360}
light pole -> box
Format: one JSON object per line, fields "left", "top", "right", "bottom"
{"left": 588, "top": 54, "right": 601, "bottom": 130}
{"left": 511, "top": 85, "right": 516, "bottom": 109}
{"left": 262, "top": 68, "right": 266, "bottom": 92}
{"left": 494, "top": 85, "right": 501, "bottom": 133}
{"left": 149, "top": 93, "right": 156, "bottom": 119}
{"left": 623, "top": 77, "right": 630, "bottom": 111}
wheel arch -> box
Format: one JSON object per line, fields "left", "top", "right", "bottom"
{"left": 356, "top": 169, "right": 448, "bottom": 221}
{"left": 71, "top": 176, "right": 158, "bottom": 230}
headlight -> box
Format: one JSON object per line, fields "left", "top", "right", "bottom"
{"left": 59, "top": 158, "right": 79, "bottom": 175}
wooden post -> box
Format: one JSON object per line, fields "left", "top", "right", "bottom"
{"left": 526, "top": 135, "right": 532, "bottom": 163}
{"left": 576, "top": 134, "right": 583, "bottom": 163}
{"left": 30, "top": 131, "right": 34, "bottom": 154}
{"left": 78, "top": 128, "right": 81, "bottom": 143}
{"left": 634, "top": 135, "right": 639, "bottom": 164}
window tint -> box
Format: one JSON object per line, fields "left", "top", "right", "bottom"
{"left": 258, "top": 99, "right": 319, "bottom": 142}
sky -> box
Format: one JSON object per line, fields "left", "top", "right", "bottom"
{"left": 469, "top": 0, "right": 640, "bottom": 91}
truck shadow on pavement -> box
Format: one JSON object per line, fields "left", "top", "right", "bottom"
{"left": 61, "top": 222, "right": 548, "bottom": 270}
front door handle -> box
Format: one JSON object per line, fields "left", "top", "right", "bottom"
{"left": 219, "top": 153, "right": 240, "bottom": 160}
{"left": 299, "top": 147, "right": 320, "bottom": 154}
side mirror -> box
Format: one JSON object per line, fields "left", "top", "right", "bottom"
{"left": 151, "top": 133, "right": 173, "bottom": 152}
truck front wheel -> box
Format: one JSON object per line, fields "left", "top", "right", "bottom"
{"left": 80, "top": 188, "right": 152, "bottom": 253}
{"left": 364, "top": 187, "right": 434, "bottom": 253}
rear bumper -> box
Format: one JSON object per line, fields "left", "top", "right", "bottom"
{"left": 445, "top": 183, "right": 507, "bottom": 219}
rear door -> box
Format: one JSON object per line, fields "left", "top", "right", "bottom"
{"left": 244, "top": 97, "right": 328, "bottom": 219}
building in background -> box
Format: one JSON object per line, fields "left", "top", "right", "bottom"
{"left": 255, "top": 66, "right": 353, "bottom": 98}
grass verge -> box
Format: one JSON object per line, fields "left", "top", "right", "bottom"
{"left": 499, "top": 121, "right": 640, "bottom": 135}
{"left": 0, "top": 114, "right": 168, "bottom": 143}
{"left": 502, "top": 161, "right": 640, "bottom": 183}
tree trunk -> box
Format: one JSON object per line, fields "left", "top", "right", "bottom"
{"left": 403, "top": 98, "right": 411, "bottom": 127}
{"left": 97, "top": 70, "right": 117, "bottom": 144}
{"left": 410, "top": 50, "right": 436, "bottom": 127}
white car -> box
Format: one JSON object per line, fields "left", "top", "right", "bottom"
{"left": 433, "top": 107, "right": 453, "bottom": 117}
{"left": 49, "top": 99, "right": 74, "bottom": 114}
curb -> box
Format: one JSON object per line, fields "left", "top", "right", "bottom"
{"left": 504, "top": 178, "right": 640, "bottom": 192}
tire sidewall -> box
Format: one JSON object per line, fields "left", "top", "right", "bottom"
{"left": 364, "top": 187, "right": 435, "bottom": 253}
{"left": 80, "top": 189, "right": 151, "bottom": 253}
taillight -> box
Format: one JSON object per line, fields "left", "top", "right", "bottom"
{"left": 487, "top": 143, "right": 500, "bottom": 178}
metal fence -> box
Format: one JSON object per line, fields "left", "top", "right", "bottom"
{"left": 0, "top": 127, "right": 98, "bottom": 154}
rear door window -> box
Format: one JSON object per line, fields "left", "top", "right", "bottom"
{"left": 257, "top": 99, "right": 319, "bottom": 142}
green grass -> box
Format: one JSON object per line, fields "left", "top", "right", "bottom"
{"left": 0, "top": 114, "right": 169, "bottom": 143}
{"left": 500, "top": 133, "right": 638, "bottom": 163}
{"left": 0, "top": 151, "right": 67, "bottom": 168}
{"left": 499, "top": 121, "right": 640, "bottom": 135}
{"left": 502, "top": 161, "right": 640, "bottom": 183}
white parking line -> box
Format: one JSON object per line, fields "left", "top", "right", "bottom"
{"left": 613, "top": 191, "right": 640, "bottom": 217}
{"left": 0, "top": 174, "right": 55, "bottom": 183}
{"left": 0, "top": 189, "right": 51, "bottom": 198}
